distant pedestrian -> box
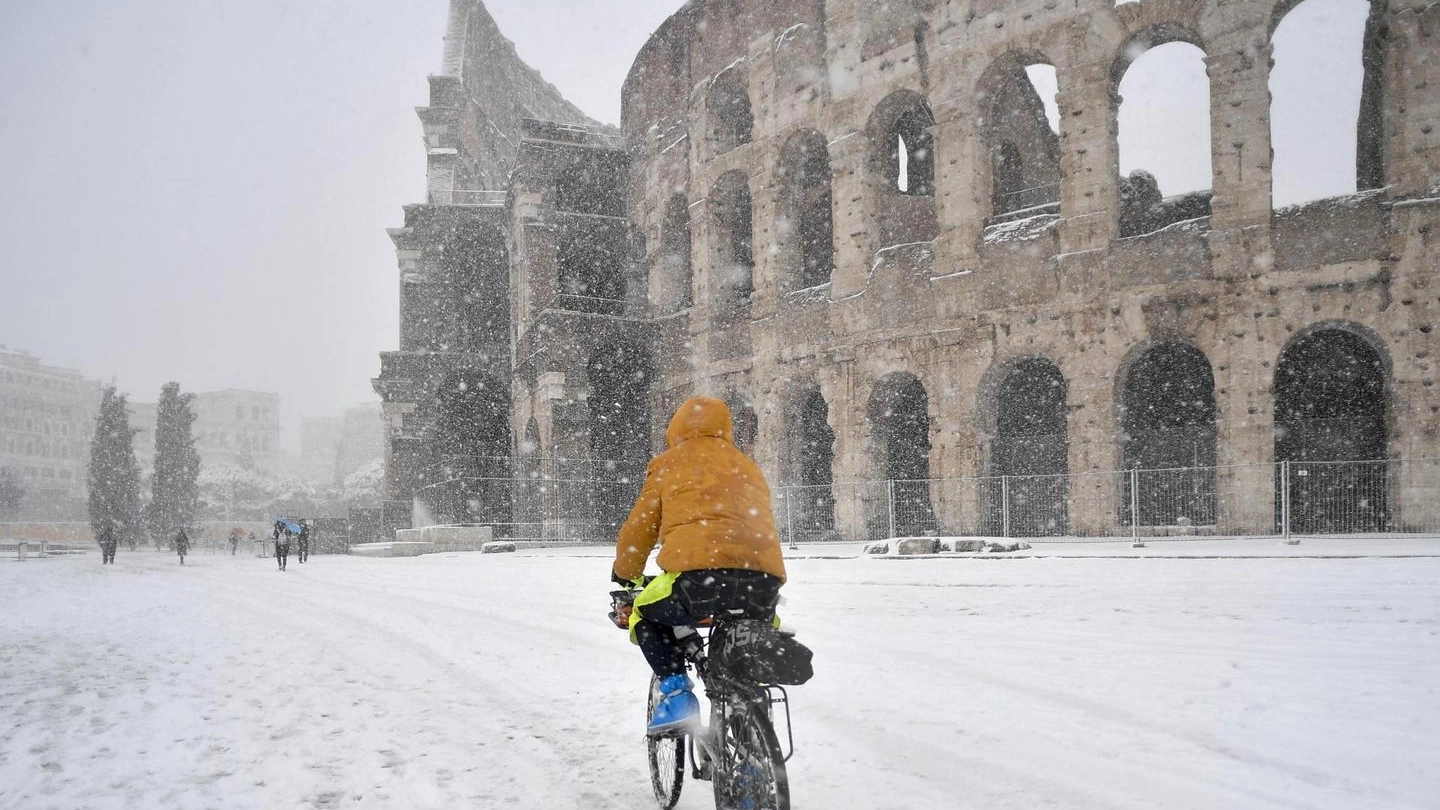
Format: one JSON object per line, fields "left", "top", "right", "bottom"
{"left": 98, "top": 522, "right": 118, "bottom": 564}
{"left": 175, "top": 528, "right": 190, "bottom": 565}
{"left": 229, "top": 531, "right": 240, "bottom": 556}
{"left": 276, "top": 528, "right": 290, "bottom": 571}
{"left": 297, "top": 522, "right": 310, "bottom": 564}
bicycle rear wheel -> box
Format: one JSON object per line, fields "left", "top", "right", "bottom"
{"left": 646, "top": 674, "right": 685, "bottom": 809}
{"left": 712, "top": 703, "right": 789, "bottom": 810}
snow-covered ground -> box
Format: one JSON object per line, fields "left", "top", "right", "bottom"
{"left": 3, "top": 538, "right": 1438, "bottom": 810}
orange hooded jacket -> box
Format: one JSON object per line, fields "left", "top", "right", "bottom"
{"left": 613, "top": 396, "right": 787, "bottom": 583}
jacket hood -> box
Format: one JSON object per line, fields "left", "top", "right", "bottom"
{"left": 665, "top": 396, "right": 733, "bottom": 448}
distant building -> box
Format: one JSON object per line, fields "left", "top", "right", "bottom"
{"left": 0, "top": 347, "right": 102, "bottom": 519}
{"left": 300, "top": 403, "right": 384, "bottom": 486}
{"left": 131, "top": 389, "right": 281, "bottom": 476}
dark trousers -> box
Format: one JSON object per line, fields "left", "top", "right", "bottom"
{"left": 101, "top": 545, "right": 116, "bottom": 564}
{"left": 276, "top": 545, "right": 289, "bottom": 569}
{"left": 634, "top": 569, "right": 782, "bottom": 678}
{"left": 298, "top": 540, "right": 309, "bottom": 563}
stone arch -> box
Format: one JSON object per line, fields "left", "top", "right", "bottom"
{"left": 977, "top": 51, "right": 1061, "bottom": 221}
{"left": 776, "top": 128, "right": 834, "bottom": 292}
{"left": 1111, "top": 26, "right": 1214, "bottom": 237}
{"left": 656, "top": 192, "right": 693, "bottom": 312}
{"left": 1273, "top": 324, "right": 1390, "bottom": 532}
{"left": 1116, "top": 340, "right": 1217, "bottom": 526}
{"left": 986, "top": 357, "right": 1068, "bottom": 536}
{"left": 709, "top": 170, "right": 755, "bottom": 317}
{"left": 867, "top": 372, "right": 936, "bottom": 536}
{"left": 586, "top": 338, "right": 655, "bottom": 535}
{"left": 556, "top": 217, "right": 626, "bottom": 315}
{"left": 707, "top": 64, "right": 753, "bottom": 156}
{"left": 420, "top": 371, "right": 513, "bottom": 527}
{"left": 783, "top": 382, "right": 835, "bottom": 540}
{"left": 866, "top": 89, "right": 938, "bottom": 247}
{"left": 721, "top": 389, "right": 759, "bottom": 456}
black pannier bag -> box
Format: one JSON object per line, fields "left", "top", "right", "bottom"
{"left": 711, "top": 619, "right": 814, "bottom": 685}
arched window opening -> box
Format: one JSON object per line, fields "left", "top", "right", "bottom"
{"left": 989, "top": 359, "right": 1068, "bottom": 536}
{"left": 894, "top": 107, "right": 934, "bottom": 196}
{"left": 1116, "top": 39, "right": 1213, "bottom": 237}
{"left": 555, "top": 152, "right": 627, "bottom": 216}
{"left": 868, "top": 374, "right": 936, "bottom": 537}
{"left": 1270, "top": 0, "right": 1373, "bottom": 207}
{"left": 1274, "top": 328, "right": 1388, "bottom": 532}
{"left": 709, "top": 171, "right": 754, "bottom": 318}
{"left": 587, "top": 340, "right": 654, "bottom": 536}
{"left": 448, "top": 233, "right": 509, "bottom": 353}
{"left": 708, "top": 68, "right": 753, "bottom": 155}
{"left": 724, "top": 393, "right": 758, "bottom": 456}
{"left": 777, "top": 130, "right": 835, "bottom": 292}
{"left": 1119, "top": 343, "right": 1217, "bottom": 526}
{"left": 787, "top": 387, "right": 835, "bottom": 540}
{"left": 984, "top": 59, "right": 1061, "bottom": 221}
{"left": 556, "top": 219, "right": 626, "bottom": 315}
{"left": 420, "top": 372, "right": 512, "bottom": 529}
{"left": 867, "top": 91, "right": 939, "bottom": 246}
{"left": 658, "top": 193, "right": 692, "bottom": 312}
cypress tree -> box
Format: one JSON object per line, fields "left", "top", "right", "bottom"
{"left": 87, "top": 386, "right": 144, "bottom": 550}
{"left": 148, "top": 382, "right": 200, "bottom": 546}
{"left": 0, "top": 466, "right": 24, "bottom": 520}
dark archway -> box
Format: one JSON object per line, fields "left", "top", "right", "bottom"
{"left": 587, "top": 339, "right": 654, "bottom": 535}
{"left": 868, "top": 373, "right": 935, "bottom": 536}
{"left": 708, "top": 67, "right": 753, "bottom": 155}
{"left": 659, "top": 193, "right": 692, "bottom": 311}
{"left": 1274, "top": 327, "right": 1389, "bottom": 532}
{"left": 867, "top": 90, "right": 938, "bottom": 246}
{"left": 556, "top": 218, "right": 627, "bottom": 315}
{"left": 422, "top": 372, "right": 512, "bottom": 527}
{"left": 989, "top": 359, "right": 1068, "bottom": 536}
{"left": 777, "top": 129, "right": 834, "bottom": 291}
{"left": 786, "top": 386, "right": 835, "bottom": 540}
{"left": 1120, "top": 342, "right": 1217, "bottom": 525}
{"left": 980, "top": 54, "right": 1061, "bottom": 220}
{"left": 710, "top": 171, "right": 754, "bottom": 318}
{"left": 723, "top": 391, "right": 758, "bottom": 456}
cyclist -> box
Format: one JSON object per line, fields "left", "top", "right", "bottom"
{"left": 612, "top": 395, "right": 787, "bottom": 734}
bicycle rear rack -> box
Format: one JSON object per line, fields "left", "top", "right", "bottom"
{"left": 766, "top": 685, "right": 795, "bottom": 762}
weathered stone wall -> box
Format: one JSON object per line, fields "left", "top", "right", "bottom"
{"left": 614, "top": 0, "right": 1439, "bottom": 538}
{"left": 380, "top": 0, "right": 1438, "bottom": 540}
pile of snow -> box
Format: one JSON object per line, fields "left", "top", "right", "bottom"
{"left": 862, "top": 535, "right": 1033, "bottom": 555}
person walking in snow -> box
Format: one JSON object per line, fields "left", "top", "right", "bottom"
{"left": 297, "top": 522, "right": 310, "bottom": 563}
{"left": 611, "top": 395, "right": 788, "bottom": 734}
{"left": 275, "top": 527, "right": 290, "bottom": 571}
{"left": 174, "top": 527, "right": 190, "bottom": 565}
{"left": 97, "top": 521, "right": 118, "bottom": 564}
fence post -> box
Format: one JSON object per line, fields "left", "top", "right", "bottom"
{"left": 785, "top": 489, "right": 797, "bottom": 550}
{"left": 1001, "top": 476, "right": 1011, "bottom": 538}
{"left": 886, "top": 480, "right": 896, "bottom": 539}
{"left": 1131, "top": 468, "right": 1144, "bottom": 548}
{"left": 1282, "top": 459, "right": 1298, "bottom": 545}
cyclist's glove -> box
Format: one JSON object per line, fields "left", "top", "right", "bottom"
{"left": 611, "top": 570, "right": 652, "bottom": 590}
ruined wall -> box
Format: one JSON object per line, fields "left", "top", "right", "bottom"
{"left": 617, "top": 0, "right": 1440, "bottom": 538}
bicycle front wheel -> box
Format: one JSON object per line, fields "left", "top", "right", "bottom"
{"left": 646, "top": 674, "right": 685, "bottom": 809}
{"left": 713, "top": 703, "right": 789, "bottom": 810}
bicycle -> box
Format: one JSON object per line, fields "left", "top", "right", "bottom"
{"left": 611, "top": 589, "right": 798, "bottom": 810}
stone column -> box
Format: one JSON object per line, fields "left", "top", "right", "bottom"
{"left": 1055, "top": 53, "right": 1119, "bottom": 254}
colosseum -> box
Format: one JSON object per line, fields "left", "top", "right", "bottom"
{"left": 373, "top": 0, "right": 1439, "bottom": 544}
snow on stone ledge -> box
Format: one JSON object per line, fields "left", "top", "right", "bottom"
{"left": 982, "top": 213, "right": 1059, "bottom": 245}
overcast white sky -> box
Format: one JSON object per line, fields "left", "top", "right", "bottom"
{"left": 0, "top": 0, "right": 1365, "bottom": 453}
